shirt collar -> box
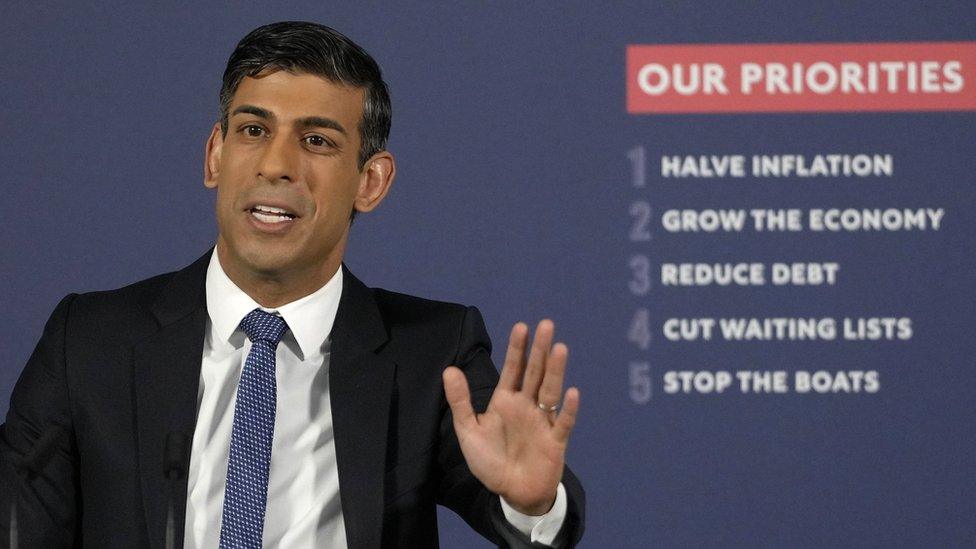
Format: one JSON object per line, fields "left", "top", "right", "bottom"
{"left": 205, "top": 251, "right": 344, "bottom": 360}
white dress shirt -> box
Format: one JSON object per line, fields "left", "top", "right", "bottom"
{"left": 183, "top": 252, "right": 566, "bottom": 548}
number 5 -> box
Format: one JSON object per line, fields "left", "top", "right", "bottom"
{"left": 629, "top": 362, "right": 651, "bottom": 403}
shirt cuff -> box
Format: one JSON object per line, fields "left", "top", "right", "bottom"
{"left": 499, "top": 482, "right": 567, "bottom": 546}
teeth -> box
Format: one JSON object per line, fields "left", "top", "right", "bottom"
{"left": 255, "top": 204, "right": 290, "bottom": 214}
{"left": 252, "top": 211, "right": 291, "bottom": 224}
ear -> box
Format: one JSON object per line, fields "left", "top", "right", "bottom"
{"left": 354, "top": 151, "right": 396, "bottom": 213}
{"left": 204, "top": 122, "right": 224, "bottom": 189}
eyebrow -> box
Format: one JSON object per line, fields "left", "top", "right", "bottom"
{"left": 231, "top": 105, "right": 348, "bottom": 136}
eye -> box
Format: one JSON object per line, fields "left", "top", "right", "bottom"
{"left": 241, "top": 124, "right": 267, "bottom": 138}
{"left": 303, "top": 134, "right": 336, "bottom": 150}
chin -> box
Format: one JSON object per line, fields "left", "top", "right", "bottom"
{"left": 229, "top": 242, "right": 297, "bottom": 276}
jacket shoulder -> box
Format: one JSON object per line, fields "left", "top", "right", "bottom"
{"left": 67, "top": 250, "right": 211, "bottom": 326}
{"left": 370, "top": 287, "right": 470, "bottom": 324}
{"left": 68, "top": 269, "right": 178, "bottom": 320}
{"left": 367, "top": 286, "right": 493, "bottom": 362}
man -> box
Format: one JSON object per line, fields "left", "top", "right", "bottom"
{"left": 0, "top": 21, "right": 584, "bottom": 548}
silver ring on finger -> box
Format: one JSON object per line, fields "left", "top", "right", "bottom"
{"left": 538, "top": 401, "right": 560, "bottom": 413}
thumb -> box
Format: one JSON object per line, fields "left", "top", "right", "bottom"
{"left": 443, "top": 366, "right": 477, "bottom": 431}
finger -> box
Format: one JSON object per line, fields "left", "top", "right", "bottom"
{"left": 497, "top": 322, "right": 529, "bottom": 391}
{"left": 521, "top": 319, "right": 554, "bottom": 398}
{"left": 536, "top": 342, "right": 568, "bottom": 416}
{"left": 553, "top": 387, "right": 580, "bottom": 443}
{"left": 443, "top": 366, "right": 478, "bottom": 431}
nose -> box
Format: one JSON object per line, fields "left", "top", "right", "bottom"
{"left": 256, "top": 132, "right": 297, "bottom": 183}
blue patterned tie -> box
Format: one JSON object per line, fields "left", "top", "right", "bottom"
{"left": 218, "top": 309, "right": 288, "bottom": 549}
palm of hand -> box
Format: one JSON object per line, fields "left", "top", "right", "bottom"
{"left": 443, "top": 320, "right": 580, "bottom": 516}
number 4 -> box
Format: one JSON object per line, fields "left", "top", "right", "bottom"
{"left": 628, "top": 308, "right": 651, "bottom": 350}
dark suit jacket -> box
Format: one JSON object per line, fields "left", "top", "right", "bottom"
{"left": 0, "top": 251, "right": 584, "bottom": 548}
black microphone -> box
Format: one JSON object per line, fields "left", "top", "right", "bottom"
{"left": 9, "top": 424, "right": 66, "bottom": 549}
{"left": 163, "top": 432, "right": 189, "bottom": 549}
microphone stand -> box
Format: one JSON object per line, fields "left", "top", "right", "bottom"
{"left": 163, "top": 432, "right": 188, "bottom": 549}
{"left": 9, "top": 474, "right": 19, "bottom": 549}
{"left": 9, "top": 425, "right": 65, "bottom": 549}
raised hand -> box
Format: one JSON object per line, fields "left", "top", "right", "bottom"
{"left": 442, "top": 319, "right": 580, "bottom": 515}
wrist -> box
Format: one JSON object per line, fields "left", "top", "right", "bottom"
{"left": 499, "top": 483, "right": 568, "bottom": 545}
{"left": 505, "top": 492, "right": 557, "bottom": 516}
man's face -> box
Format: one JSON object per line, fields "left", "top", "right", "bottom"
{"left": 204, "top": 70, "right": 392, "bottom": 285}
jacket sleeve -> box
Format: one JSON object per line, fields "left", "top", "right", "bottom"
{"left": 434, "top": 306, "right": 585, "bottom": 548}
{"left": 0, "top": 294, "right": 81, "bottom": 548}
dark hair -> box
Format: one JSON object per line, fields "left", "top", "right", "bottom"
{"left": 219, "top": 21, "right": 391, "bottom": 170}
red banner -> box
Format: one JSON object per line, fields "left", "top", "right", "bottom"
{"left": 626, "top": 42, "right": 976, "bottom": 113}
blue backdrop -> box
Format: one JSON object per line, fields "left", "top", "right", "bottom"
{"left": 2, "top": 2, "right": 974, "bottom": 546}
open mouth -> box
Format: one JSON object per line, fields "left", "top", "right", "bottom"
{"left": 249, "top": 204, "right": 297, "bottom": 224}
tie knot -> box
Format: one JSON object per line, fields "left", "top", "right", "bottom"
{"left": 239, "top": 308, "right": 288, "bottom": 345}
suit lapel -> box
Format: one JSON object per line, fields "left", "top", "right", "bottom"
{"left": 132, "top": 254, "right": 395, "bottom": 549}
{"left": 133, "top": 251, "right": 210, "bottom": 549}
{"left": 330, "top": 264, "right": 395, "bottom": 549}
